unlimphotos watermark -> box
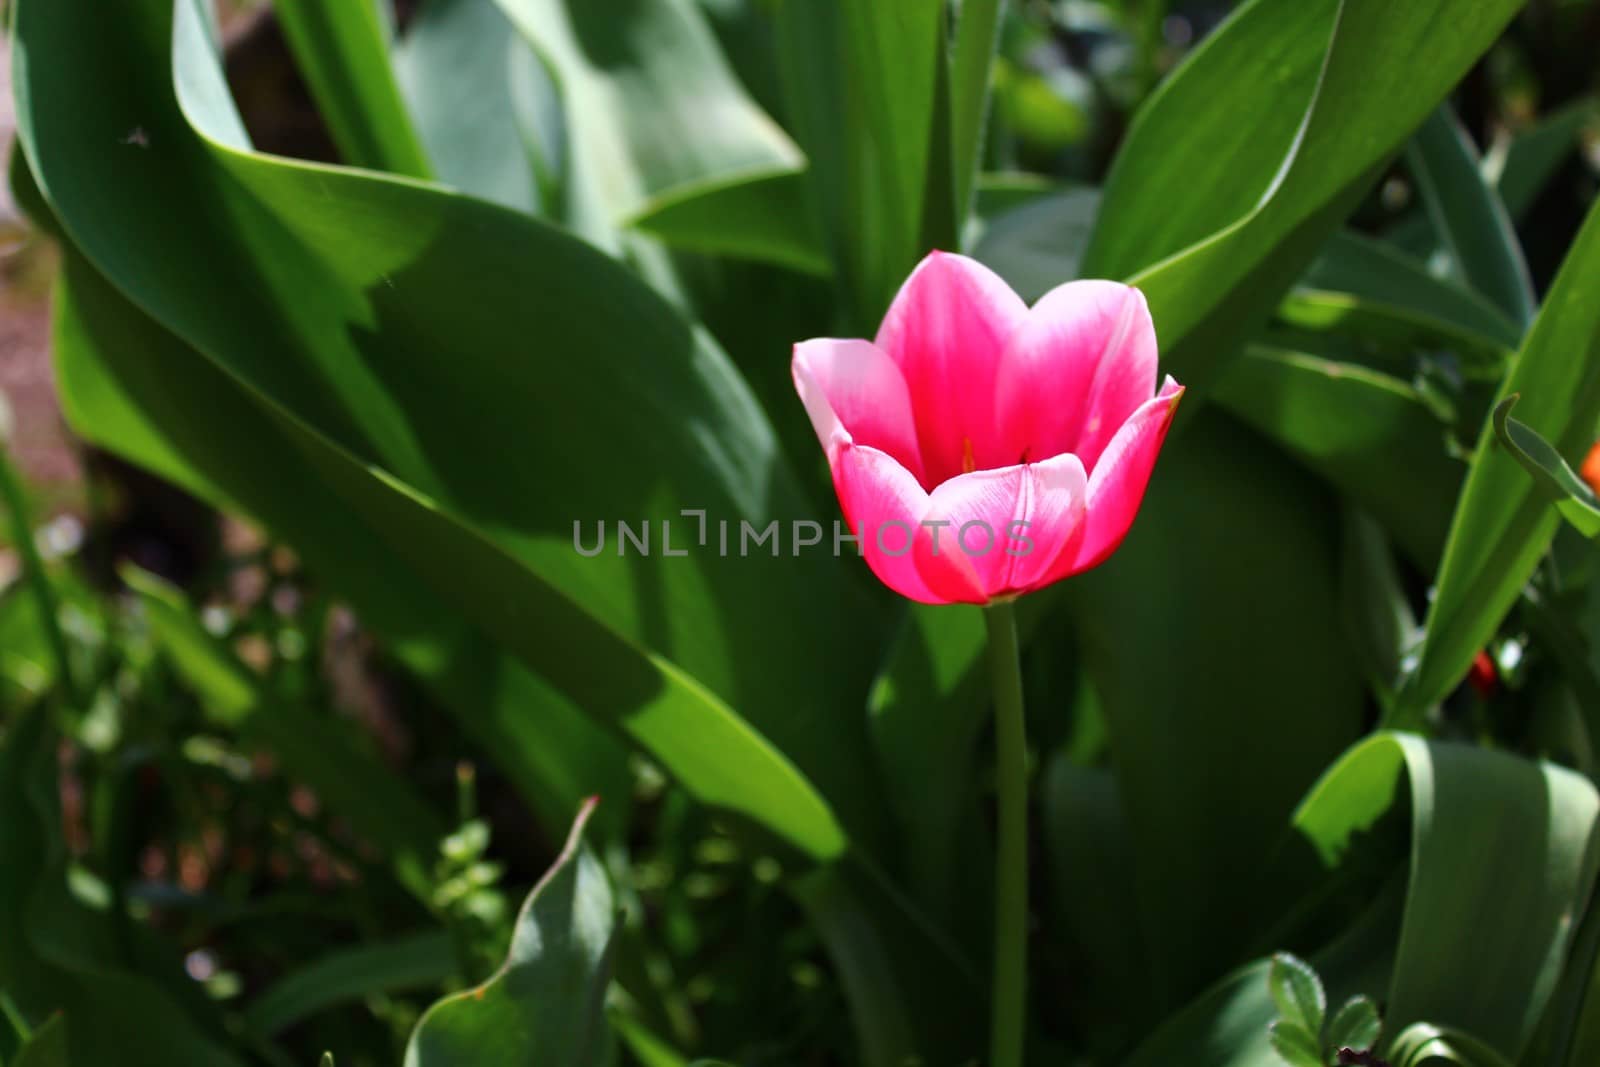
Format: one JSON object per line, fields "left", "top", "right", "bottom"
{"left": 573, "top": 510, "right": 1037, "bottom": 559}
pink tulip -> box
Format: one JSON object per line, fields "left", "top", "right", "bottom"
{"left": 793, "top": 251, "right": 1184, "bottom": 605}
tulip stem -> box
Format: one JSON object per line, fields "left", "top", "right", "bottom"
{"left": 984, "top": 599, "right": 1027, "bottom": 1067}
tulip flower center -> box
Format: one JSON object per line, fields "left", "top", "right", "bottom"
{"left": 962, "top": 437, "right": 977, "bottom": 475}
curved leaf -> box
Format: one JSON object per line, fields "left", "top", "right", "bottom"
{"left": 405, "top": 798, "right": 616, "bottom": 1067}
{"left": 1491, "top": 395, "right": 1600, "bottom": 538}
{"left": 1399, "top": 197, "right": 1600, "bottom": 718}
{"left": 16, "top": 0, "right": 880, "bottom": 859}
{"left": 1088, "top": 0, "right": 1529, "bottom": 393}
{"left": 1405, "top": 104, "right": 1534, "bottom": 326}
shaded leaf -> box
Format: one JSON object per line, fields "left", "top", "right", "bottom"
{"left": 405, "top": 799, "right": 616, "bottom": 1067}
{"left": 1404, "top": 104, "right": 1534, "bottom": 326}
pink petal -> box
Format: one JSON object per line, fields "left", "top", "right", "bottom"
{"left": 875, "top": 251, "right": 1029, "bottom": 485}
{"left": 1052, "top": 377, "right": 1184, "bottom": 581}
{"left": 834, "top": 443, "right": 946, "bottom": 604}
{"left": 914, "top": 452, "right": 1088, "bottom": 602}
{"left": 793, "top": 339, "right": 925, "bottom": 480}
{"left": 993, "top": 282, "right": 1158, "bottom": 472}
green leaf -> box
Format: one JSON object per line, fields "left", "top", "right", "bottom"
{"left": 492, "top": 0, "right": 800, "bottom": 254}
{"left": 1491, "top": 395, "right": 1600, "bottom": 538}
{"left": 1326, "top": 996, "right": 1382, "bottom": 1054}
{"left": 1398, "top": 197, "right": 1600, "bottom": 718}
{"left": 626, "top": 166, "right": 831, "bottom": 276}
{"left": 1488, "top": 96, "right": 1598, "bottom": 222}
{"left": 392, "top": 0, "right": 554, "bottom": 214}
{"left": 1337, "top": 508, "right": 1418, "bottom": 703}
{"left": 1065, "top": 413, "right": 1365, "bottom": 1008}
{"left": 17, "top": 0, "right": 882, "bottom": 860}
{"left": 11, "top": 1017, "right": 67, "bottom": 1067}
{"left": 1087, "top": 0, "right": 1529, "bottom": 394}
{"left": 1268, "top": 1019, "right": 1324, "bottom": 1067}
{"left": 271, "top": 0, "right": 433, "bottom": 178}
{"left": 1291, "top": 735, "right": 1600, "bottom": 1058}
{"left": 972, "top": 187, "right": 1100, "bottom": 302}
{"left": 949, "top": 0, "right": 1004, "bottom": 213}
{"left": 1269, "top": 953, "right": 1327, "bottom": 1037}
{"left": 1040, "top": 759, "right": 1149, "bottom": 1042}
{"left": 1212, "top": 345, "right": 1462, "bottom": 568}
{"left": 1404, "top": 104, "right": 1534, "bottom": 326}
{"left": 775, "top": 0, "right": 951, "bottom": 325}
{"left": 244, "top": 932, "right": 456, "bottom": 1038}
{"left": 1282, "top": 231, "right": 1522, "bottom": 364}
{"left": 405, "top": 799, "right": 616, "bottom": 1066}
{"left": 47, "top": 230, "right": 628, "bottom": 843}
{"left": 1387, "top": 1024, "right": 1516, "bottom": 1067}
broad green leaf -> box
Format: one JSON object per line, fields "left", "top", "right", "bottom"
{"left": 1268, "top": 954, "right": 1326, "bottom": 1036}
{"left": 1491, "top": 395, "right": 1600, "bottom": 538}
{"left": 392, "top": 0, "right": 555, "bottom": 214}
{"left": 775, "top": 0, "right": 952, "bottom": 326}
{"left": 126, "top": 564, "right": 448, "bottom": 898}
{"left": 626, "top": 169, "right": 1067, "bottom": 284}
{"left": 1399, "top": 198, "right": 1600, "bottom": 718}
{"left": 16, "top": 0, "right": 883, "bottom": 859}
{"left": 1291, "top": 735, "right": 1600, "bottom": 1058}
{"left": 271, "top": 0, "right": 433, "bottom": 178}
{"left": 1405, "top": 104, "right": 1534, "bottom": 326}
{"left": 626, "top": 166, "right": 830, "bottom": 276}
{"left": 492, "top": 0, "right": 800, "bottom": 254}
{"left": 11, "top": 1017, "right": 67, "bottom": 1067}
{"left": 1087, "top": 0, "right": 1529, "bottom": 393}
{"left": 1326, "top": 996, "right": 1382, "bottom": 1054}
{"left": 47, "top": 232, "right": 628, "bottom": 843}
{"left": 244, "top": 932, "right": 456, "bottom": 1038}
{"left": 1488, "top": 97, "right": 1598, "bottom": 222}
{"left": 1267, "top": 1019, "right": 1323, "bottom": 1067}
{"left": 1212, "top": 346, "right": 1462, "bottom": 567}
{"left": 406, "top": 799, "right": 615, "bottom": 1066}
{"left": 1068, "top": 413, "right": 1364, "bottom": 1008}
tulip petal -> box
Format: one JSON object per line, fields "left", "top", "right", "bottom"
{"left": 1054, "top": 377, "right": 1184, "bottom": 580}
{"left": 834, "top": 443, "right": 944, "bottom": 604}
{"left": 875, "top": 251, "right": 1028, "bottom": 485}
{"left": 994, "top": 282, "right": 1158, "bottom": 471}
{"left": 914, "top": 451, "right": 1089, "bottom": 602}
{"left": 792, "top": 339, "right": 925, "bottom": 480}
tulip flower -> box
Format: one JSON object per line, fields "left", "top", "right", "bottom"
{"left": 793, "top": 250, "right": 1183, "bottom": 605}
{"left": 794, "top": 251, "right": 1183, "bottom": 1067}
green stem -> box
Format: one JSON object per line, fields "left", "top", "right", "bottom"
{"left": 984, "top": 599, "right": 1027, "bottom": 1067}
{"left": 951, "top": 0, "right": 1006, "bottom": 219}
